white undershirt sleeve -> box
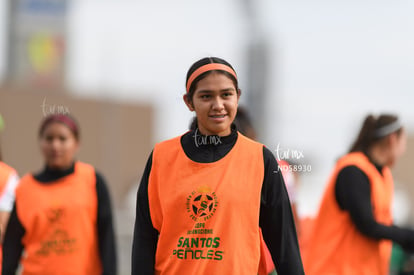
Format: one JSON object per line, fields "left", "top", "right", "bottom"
{"left": 0, "top": 172, "right": 19, "bottom": 211}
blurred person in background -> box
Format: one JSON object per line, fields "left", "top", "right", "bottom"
{"left": 303, "top": 114, "right": 414, "bottom": 275}
{"left": 233, "top": 106, "right": 301, "bottom": 228}
{"left": 2, "top": 114, "right": 117, "bottom": 275}
{"left": 131, "top": 57, "right": 304, "bottom": 275}
{"left": 0, "top": 114, "right": 20, "bottom": 274}
{"left": 232, "top": 105, "right": 257, "bottom": 140}
{"left": 233, "top": 105, "right": 301, "bottom": 275}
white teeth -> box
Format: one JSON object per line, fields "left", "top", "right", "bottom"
{"left": 211, "top": 115, "right": 225, "bottom": 118}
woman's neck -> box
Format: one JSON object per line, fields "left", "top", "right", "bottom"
{"left": 193, "top": 127, "right": 236, "bottom": 147}
{"left": 46, "top": 162, "right": 74, "bottom": 171}
{"left": 196, "top": 126, "right": 232, "bottom": 137}
{"left": 34, "top": 162, "right": 75, "bottom": 183}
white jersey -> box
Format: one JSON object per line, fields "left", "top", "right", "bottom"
{"left": 0, "top": 172, "right": 19, "bottom": 211}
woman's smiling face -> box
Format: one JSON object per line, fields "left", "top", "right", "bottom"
{"left": 184, "top": 72, "right": 240, "bottom": 136}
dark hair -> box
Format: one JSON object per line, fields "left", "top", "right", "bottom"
{"left": 233, "top": 106, "right": 257, "bottom": 139}
{"left": 39, "top": 114, "right": 80, "bottom": 140}
{"left": 349, "top": 114, "right": 402, "bottom": 153}
{"left": 185, "top": 57, "right": 239, "bottom": 102}
{"left": 189, "top": 117, "right": 197, "bottom": 131}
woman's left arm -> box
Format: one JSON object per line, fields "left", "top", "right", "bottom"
{"left": 2, "top": 203, "right": 25, "bottom": 275}
{"left": 259, "top": 146, "right": 304, "bottom": 275}
{"left": 96, "top": 172, "right": 117, "bottom": 275}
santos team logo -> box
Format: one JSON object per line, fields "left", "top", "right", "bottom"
{"left": 186, "top": 186, "right": 218, "bottom": 221}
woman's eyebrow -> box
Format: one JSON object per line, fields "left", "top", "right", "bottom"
{"left": 197, "top": 87, "right": 235, "bottom": 94}
{"left": 196, "top": 89, "right": 213, "bottom": 94}
{"left": 220, "top": 88, "right": 236, "bottom": 92}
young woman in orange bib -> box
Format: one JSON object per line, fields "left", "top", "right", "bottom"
{"left": 131, "top": 57, "right": 304, "bottom": 275}
{"left": 2, "top": 114, "right": 117, "bottom": 275}
{"left": 303, "top": 114, "right": 414, "bottom": 275}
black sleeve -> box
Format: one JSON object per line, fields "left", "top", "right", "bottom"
{"left": 335, "top": 165, "right": 414, "bottom": 251}
{"left": 2, "top": 203, "right": 25, "bottom": 275}
{"left": 131, "top": 151, "right": 159, "bottom": 275}
{"left": 96, "top": 172, "right": 118, "bottom": 275}
{"left": 259, "top": 147, "right": 304, "bottom": 275}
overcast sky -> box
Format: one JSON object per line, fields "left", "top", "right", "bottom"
{"left": 1, "top": 0, "right": 413, "bottom": 217}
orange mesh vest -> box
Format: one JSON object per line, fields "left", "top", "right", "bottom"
{"left": 303, "top": 152, "right": 393, "bottom": 275}
{"left": 0, "top": 161, "right": 17, "bottom": 273}
{"left": 148, "top": 134, "right": 265, "bottom": 275}
{"left": 15, "top": 162, "right": 102, "bottom": 275}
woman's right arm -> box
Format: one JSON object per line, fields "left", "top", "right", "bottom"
{"left": 0, "top": 172, "right": 19, "bottom": 242}
{"left": 335, "top": 166, "right": 414, "bottom": 251}
{"left": 2, "top": 203, "right": 25, "bottom": 275}
{"left": 131, "top": 152, "right": 159, "bottom": 275}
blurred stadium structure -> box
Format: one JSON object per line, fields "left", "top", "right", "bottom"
{"left": 1, "top": 1, "right": 414, "bottom": 274}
